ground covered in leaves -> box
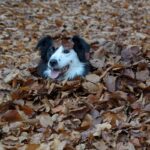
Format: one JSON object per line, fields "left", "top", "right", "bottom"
{"left": 0, "top": 0, "right": 150, "bottom": 149}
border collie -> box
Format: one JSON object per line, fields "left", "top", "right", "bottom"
{"left": 36, "top": 35, "right": 90, "bottom": 80}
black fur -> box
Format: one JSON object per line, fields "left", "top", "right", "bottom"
{"left": 36, "top": 35, "right": 55, "bottom": 78}
{"left": 72, "top": 35, "right": 91, "bottom": 77}
{"left": 36, "top": 35, "right": 55, "bottom": 63}
{"left": 72, "top": 35, "right": 90, "bottom": 62}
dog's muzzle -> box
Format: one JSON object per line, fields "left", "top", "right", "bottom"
{"left": 49, "top": 59, "right": 58, "bottom": 67}
{"left": 48, "top": 59, "right": 69, "bottom": 79}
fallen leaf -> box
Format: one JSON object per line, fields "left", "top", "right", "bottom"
{"left": 143, "top": 104, "right": 150, "bottom": 112}
{"left": 82, "top": 81, "right": 100, "bottom": 93}
{"left": 4, "top": 69, "right": 20, "bottom": 83}
{"left": 3, "top": 135, "right": 19, "bottom": 147}
{"left": 104, "top": 75, "right": 117, "bottom": 92}
{"left": 123, "top": 69, "right": 135, "bottom": 79}
{"left": 87, "top": 94, "right": 99, "bottom": 104}
{"left": 37, "top": 113, "right": 53, "bottom": 128}
{"left": 121, "top": 46, "right": 141, "bottom": 62}
{"left": 55, "top": 19, "right": 64, "bottom": 27}
{"left": 93, "top": 47, "right": 106, "bottom": 59}
{"left": 52, "top": 105, "right": 64, "bottom": 113}
{"left": 51, "top": 139, "right": 67, "bottom": 150}
{"left": 102, "top": 41, "right": 121, "bottom": 54}
{"left": 76, "top": 144, "right": 86, "bottom": 150}
{"left": 1, "top": 110, "right": 22, "bottom": 122}
{"left": 102, "top": 111, "right": 125, "bottom": 127}
{"left": 136, "top": 69, "right": 149, "bottom": 81}
{"left": 86, "top": 74, "right": 100, "bottom": 83}
{"left": 135, "top": 32, "right": 147, "bottom": 40}
{"left": 93, "top": 140, "right": 108, "bottom": 150}
{"left": 11, "top": 86, "right": 30, "bottom": 100}
{"left": 131, "top": 138, "right": 141, "bottom": 147}
{"left": 81, "top": 114, "right": 93, "bottom": 129}
{"left": 25, "top": 144, "right": 40, "bottom": 150}
{"left": 116, "top": 142, "right": 135, "bottom": 150}
{"left": 20, "top": 105, "right": 34, "bottom": 117}
{"left": 62, "top": 80, "right": 81, "bottom": 91}
{"left": 90, "top": 58, "right": 105, "bottom": 69}
{"left": 70, "top": 106, "right": 89, "bottom": 119}
{"left": 30, "top": 133, "right": 43, "bottom": 144}
{"left": 93, "top": 122, "right": 112, "bottom": 136}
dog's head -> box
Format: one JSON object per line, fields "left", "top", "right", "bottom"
{"left": 36, "top": 35, "right": 90, "bottom": 79}
{"left": 47, "top": 45, "right": 76, "bottom": 79}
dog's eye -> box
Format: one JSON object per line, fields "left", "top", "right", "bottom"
{"left": 63, "top": 49, "right": 70, "bottom": 54}
{"left": 52, "top": 47, "right": 56, "bottom": 52}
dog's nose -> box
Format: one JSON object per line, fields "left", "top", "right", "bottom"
{"left": 50, "top": 59, "right": 58, "bottom": 67}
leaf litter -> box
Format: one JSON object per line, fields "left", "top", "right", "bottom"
{"left": 0, "top": 0, "right": 150, "bottom": 149}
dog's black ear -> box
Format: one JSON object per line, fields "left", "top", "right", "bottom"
{"left": 72, "top": 35, "right": 90, "bottom": 62}
{"left": 36, "top": 35, "right": 55, "bottom": 63}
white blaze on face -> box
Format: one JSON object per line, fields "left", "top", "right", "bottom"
{"left": 50, "top": 46, "right": 78, "bottom": 68}
{"left": 48, "top": 45, "right": 79, "bottom": 79}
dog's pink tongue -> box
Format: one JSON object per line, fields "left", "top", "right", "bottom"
{"left": 50, "top": 70, "right": 60, "bottom": 79}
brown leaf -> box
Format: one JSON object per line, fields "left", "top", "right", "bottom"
{"left": 87, "top": 94, "right": 99, "bottom": 104}
{"left": 52, "top": 105, "right": 64, "bottom": 113}
{"left": 93, "top": 122, "right": 112, "bottom": 136}
{"left": 81, "top": 114, "right": 93, "bottom": 129}
{"left": 1, "top": 110, "right": 22, "bottom": 122}
{"left": 37, "top": 113, "right": 53, "bottom": 128}
{"left": 143, "top": 104, "right": 150, "bottom": 112}
{"left": 25, "top": 144, "right": 40, "bottom": 150}
{"left": 51, "top": 139, "right": 67, "bottom": 150}
{"left": 93, "top": 140, "right": 108, "bottom": 150}
{"left": 90, "top": 58, "right": 105, "bottom": 69}
{"left": 20, "top": 105, "right": 34, "bottom": 116}
{"left": 70, "top": 106, "right": 90, "bottom": 119}
{"left": 123, "top": 69, "right": 135, "bottom": 79}
{"left": 4, "top": 69, "right": 20, "bottom": 83}
{"left": 3, "top": 135, "right": 19, "bottom": 147}
{"left": 102, "top": 41, "right": 121, "bottom": 54}
{"left": 116, "top": 142, "right": 135, "bottom": 150}
{"left": 76, "top": 144, "right": 86, "bottom": 150}
{"left": 0, "top": 101, "right": 14, "bottom": 114}
{"left": 82, "top": 82, "right": 100, "bottom": 93}
{"left": 93, "top": 47, "right": 106, "bottom": 59}
{"left": 136, "top": 69, "right": 149, "bottom": 81}
{"left": 42, "top": 98, "right": 52, "bottom": 112}
{"left": 121, "top": 46, "right": 141, "bottom": 62}
{"left": 104, "top": 75, "right": 117, "bottom": 92}
{"left": 62, "top": 80, "right": 81, "bottom": 91}
{"left": 86, "top": 74, "right": 100, "bottom": 83}
{"left": 102, "top": 111, "right": 125, "bottom": 127}
{"left": 55, "top": 19, "right": 64, "bottom": 27}
{"left": 11, "top": 86, "right": 30, "bottom": 100}
{"left": 131, "top": 102, "right": 143, "bottom": 110}
{"left": 131, "top": 138, "right": 141, "bottom": 147}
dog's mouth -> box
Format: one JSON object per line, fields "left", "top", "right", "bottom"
{"left": 50, "top": 65, "right": 69, "bottom": 79}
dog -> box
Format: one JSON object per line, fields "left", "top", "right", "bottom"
{"left": 36, "top": 35, "right": 90, "bottom": 80}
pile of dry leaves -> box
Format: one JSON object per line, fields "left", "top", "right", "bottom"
{"left": 0, "top": 0, "right": 149, "bottom": 149}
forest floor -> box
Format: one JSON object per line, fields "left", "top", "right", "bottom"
{"left": 0, "top": 0, "right": 150, "bottom": 149}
